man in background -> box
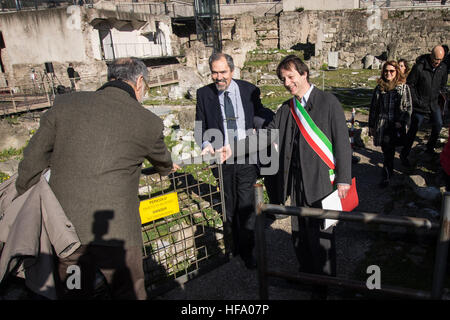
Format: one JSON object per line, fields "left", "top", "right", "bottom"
{"left": 400, "top": 45, "right": 448, "bottom": 167}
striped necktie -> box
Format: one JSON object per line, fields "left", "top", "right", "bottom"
{"left": 224, "top": 91, "right": 237, "bottom": 131}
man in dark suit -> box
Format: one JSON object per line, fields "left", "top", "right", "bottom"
{"left": 266, "top": 55, "right": 352, "bottom": 299}
{"left": 195, "top": 52, "right": 263, "bottom": 269}
{"left": 16, "top": 58, "right": 177, "bottom": 299}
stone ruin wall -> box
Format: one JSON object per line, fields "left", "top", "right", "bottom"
{"left": 279, "top": 8, "right": 450, "bottom": 69}
{"left": 2, "top": 7, "right": 448, "bottom": 94}
{"left": 191, "top": 8, "right": 449, "bottom": 76}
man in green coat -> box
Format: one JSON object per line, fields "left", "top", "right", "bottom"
{"left": 16, "top": 58, "right": 176, "bottom": 299}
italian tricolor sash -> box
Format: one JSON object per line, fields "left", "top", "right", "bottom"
{"left": 289, "top": 97, "right": 359, "bottom": 225}
{"left": 289, "top": 97, "right": 335, "bottom": 182}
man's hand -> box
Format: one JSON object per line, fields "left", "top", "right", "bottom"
{"left": 217, "top": 144, "right": 232, "bottom": 164}
{"left": 171, "top": 163, "right": 181, "bottom": 173}
{"left": 337, "top": 184, "right": 350, "bottom": 199}
{"left": 201, "top": 144, "right": 215, "bottom": 156}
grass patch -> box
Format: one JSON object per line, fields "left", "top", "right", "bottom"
{"left": 0, "top": 171, "right": 10, "bottom": 183}
{"left": 0, "top": 147, "right": 24, "bottom": 162}
{"left": 311, "top": 69, "right": 379, "bottom": 89}
{"left": 244, "top": 60, "right": 272, "bottom": 68}
{"left": 258, "top": 68, "right": 378, "bottom": 112}
{"left": 260, "top": 84, "right": 290, "bottom": 111}
{"left": 180, "top": 163, "right": 216, "bottom": 186}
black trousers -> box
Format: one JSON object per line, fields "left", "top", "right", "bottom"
{"left": 291, "top": 216, "right": 336, "bottom": 277}
{"left": 290, "top": 170, "right": 336, "bottom": 298}
{"left": 381, "top": 135, "right": 396, "bottom": 174}
{"left": 221, "top": 163, "right": 258, "bottom": 259}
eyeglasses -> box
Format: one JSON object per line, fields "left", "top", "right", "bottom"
{"left": 384, "top": 69, "right": 396, "bottom": 74}
{"left": 141, "top": 76, "right": 150, "bottom": 90}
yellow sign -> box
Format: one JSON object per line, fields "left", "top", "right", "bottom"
{"left": 139, "top": 192, "right": 180, "bottom": 224}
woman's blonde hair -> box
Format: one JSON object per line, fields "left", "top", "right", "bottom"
{"left": 377, "top": 60, "right": 406, "bottom": 92}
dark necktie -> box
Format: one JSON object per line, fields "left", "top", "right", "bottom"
{"left": 224, "top": 91, "right": 237, "bottom": 131}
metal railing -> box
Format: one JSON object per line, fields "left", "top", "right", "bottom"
{"left": 100, "top": 42, "right": 179, "bottom": 61}
{"left": 360, "top": 0, "right": 449, "bottom": 8}
{"left": 0, "top": 78, "right": 55, "bottom": 116}
{"left": 254, "top": 185, "right": 450, "bottom": 299}
{"left": 264, "top": 0, "right": 282, "bottom": 16}
{"left": 147, "top": 69, "right": 179, "bottom": 88}
{"left": 0, "top": 68, "right": 181, "bottom": 116}
{"left": 0, "top": 0, "right": 71, "bottom": 11}
{"left": 221, "top": 0, "right": 281, "bottom": 3}
{"left": 115, "top": 1, "right": 195, "bottom": 17}
{"left": 139, "top": 156, "right": 229, "bottom": 297}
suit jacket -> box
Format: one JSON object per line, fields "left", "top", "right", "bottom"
{"left": 195, "top": 79, "right": 263, "bottom": 150}
{"left": 16, "top": 83, "right": 173, "bottom": 249}
{"left": 266, "top": 87, "right": 352, "bottom": 206}
{"left": 0, "top": 171, "right": 80, "bottom": 300}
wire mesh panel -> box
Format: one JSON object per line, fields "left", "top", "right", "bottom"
{"left": 139, "top": 162, "right": 227, "bottom": 297}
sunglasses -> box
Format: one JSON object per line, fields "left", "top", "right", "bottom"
{"left": 384, "top": 69, "right": 396, "bottom": 74}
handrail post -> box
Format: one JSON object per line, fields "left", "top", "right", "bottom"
{"left": 431, "top": 192, "right": 450, "bottom": 299}
{"left": 254, "top": 184, "right": 268, "bottom": 300}
{"left": 9, "top": 86, "right": 16, "bottom": 113}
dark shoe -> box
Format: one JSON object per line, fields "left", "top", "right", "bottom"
{"left": 400, "top": 155, "right": 412, "bottom": 168}
{"left": 242, "top": 255, "right": 257, "bottom": 270}
{"left": 425, "top": 148, "right": 438, "bottom": 157}
{"left": 379, "top": 167, "right": 390, "bottom": 188}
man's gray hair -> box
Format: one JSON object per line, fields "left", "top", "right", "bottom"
{"left": 107, "top": 57, "right": 149, "bottom": 84}
{"left": 208, "top": 52, "right": 234, "bottom": 72}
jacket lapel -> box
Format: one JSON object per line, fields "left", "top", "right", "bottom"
{"left": 304, "top": 86, "right": 317, "bottom": 112}
{"left": 207, "top": 84, "right": 225, "bottom": 135}
{"left": 236, "top": 80, "right": 252, "bottom": 129}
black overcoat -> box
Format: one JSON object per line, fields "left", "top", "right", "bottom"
{"left": 265, "top": 87, "right": 352, "bottom": 206}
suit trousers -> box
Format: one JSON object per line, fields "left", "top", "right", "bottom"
{"left": 221, "top": 163, "right": 258, "bottom": 259}
{"left": 290, "top": 170, "right": 336, "bottom": 299}
{"left": 56, "top": 244, "right": 147, "bottom": 300}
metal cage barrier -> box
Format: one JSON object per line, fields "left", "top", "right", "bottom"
{"left": 139, "top": 157, "right": 229, "bottom": 297}
{"left": 254, "top": 185, "right": 450, "bottom": 300}
{"left": 0, "top": 80, "right": 55, "bottom": 116}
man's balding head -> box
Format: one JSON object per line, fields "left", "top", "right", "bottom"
{"left": 431, "top": 45, "right": 445, "bottom": 68}
{"left": 107, "top": 57, "right": 149, "bottom": 102}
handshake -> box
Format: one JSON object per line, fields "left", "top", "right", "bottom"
{"left": 200, "top": 144, "right": 232, "bottom": 164}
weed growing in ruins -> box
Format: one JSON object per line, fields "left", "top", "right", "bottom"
{"left": 0, "top": 147, "right": 24, "bottom": 162}
{"left": 0, "top": 171, "right": 9, "bottom": 183}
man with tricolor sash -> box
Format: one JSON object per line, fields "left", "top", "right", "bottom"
{"left": 265, "top": 55, "right": 352, "bottom": 299}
